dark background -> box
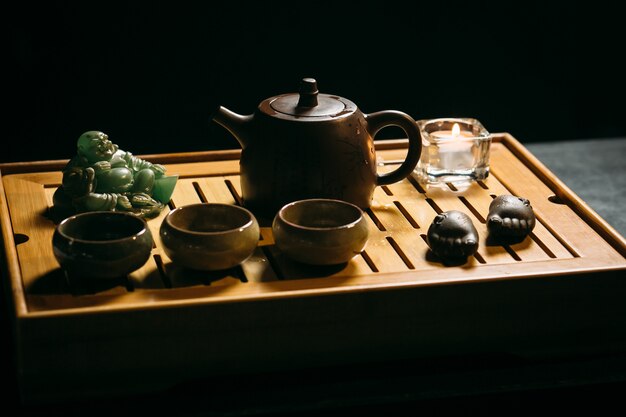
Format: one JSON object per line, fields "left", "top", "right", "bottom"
{"left": 2, "top": 3, "right": 626, "bottom": 415}
{"left": 3, "top": 2, "right": 625, "bottom": 163}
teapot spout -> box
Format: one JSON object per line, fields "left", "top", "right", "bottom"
{"left": 211, "top": 106, "right": 253, "bottom": 149}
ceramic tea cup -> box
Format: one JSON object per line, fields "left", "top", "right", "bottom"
{"left": 52, "top": 211, "right": 153, "bottom": 279}
{"left": 272, "top": 198, "right": 369, "bottom": 265}
{"left": 160, "top": 203, "right": 260, "bottom": 271}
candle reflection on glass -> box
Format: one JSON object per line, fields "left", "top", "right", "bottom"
{"left": 415, "top": 118, "right": 491, "bottom": 185}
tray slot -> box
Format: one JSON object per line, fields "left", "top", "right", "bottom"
{"left": 363, "top": 203, "right": 420, "bottom": 273}
{"left": 406, "top": 173, "right": 427, "bottom": 194}
{"left": 385, "top": 236, "right": 414, "bottom": 269}
{"left": 476, "top": 180, "right": 489, "bottom": 190}
{"left": 192, "top": 181, "right": 208, "bottom": 202}
{"left": 365, "top": 208, "right": 386, "bottom": 231}
{"left": 360, "top": 235, "right": 413, "bottom": 273}
{"left": 224, "top": 179, "right": 243, "bottom": 206}
{"left": 457, "top": 196, "right": 485, "bottom": 223}
{"left": 152, "top": 254, "right": 171, "bottom": 288}
{"left": 194, "top": 177, "right": 237, "bottom": 205}
{"left": 382, "top": 180, "right": 438, "bottom": 228}
{"left": 359, "top": 251, "right": 378, "bottom": 272}
{"left": 321, "top": 251, "right": 377, "bottom": 277}
{"left": 224, "top": 175, "right": 244, "bottom": 202}
{"left": 369, "top": 187, "right": 439, "bottom": 270}
{"left": 392, "top": 201, "right": 420, "bottom": 229}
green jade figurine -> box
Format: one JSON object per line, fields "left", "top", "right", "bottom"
{"left": 53, "top": 131, "right": 178, "bottom": 218}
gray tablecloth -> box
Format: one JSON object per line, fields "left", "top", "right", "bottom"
{"left": 525, "top": 137, "right": 626, "bottom": 238}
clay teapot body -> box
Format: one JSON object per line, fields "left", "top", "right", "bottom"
{"left": 212, "top": 78, "right": 422, "bottom": 216}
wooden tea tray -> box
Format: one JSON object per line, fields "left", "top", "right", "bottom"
{"left": 2, "top": 134, "right": 626, "bottom": 403}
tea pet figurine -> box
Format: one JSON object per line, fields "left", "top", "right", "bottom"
{"left": 487, "top": 195, "right": 536, "bottom": 238}
{"left": 427, "top": 210, "right": 479, "bottom": 260}
{"left": 53, "top": 131, "right": 178, "bottom": 218}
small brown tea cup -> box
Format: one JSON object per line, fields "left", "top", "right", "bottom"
{"left": 52, "top": 211, "right": 153, "bottom": 279}
{"left": 160, "top": 203, "right": 260, "bottom": 271}
{"left": 272, "top": 198, "right": 369, "bottom": 265}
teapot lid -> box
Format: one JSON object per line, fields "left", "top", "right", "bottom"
{"left": 269, "top": 78, "right": 348, "bottom": 117}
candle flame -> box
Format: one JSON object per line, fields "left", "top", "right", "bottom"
{"left": 452, "top": 123, "right": 461, "bottom": 137}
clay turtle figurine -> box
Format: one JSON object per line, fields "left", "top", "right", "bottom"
{"left": 53, "top": 131, "right": 178, "bottom": 218}
{"left": 427, "top": 210, "right": 479, "bottom": 260}
{"left": 487, "top": 195, "right": 536, "bottom": 238}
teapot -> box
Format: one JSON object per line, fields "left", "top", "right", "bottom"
{"left": 212, "top": 78, "right": 422, "bottom": 216}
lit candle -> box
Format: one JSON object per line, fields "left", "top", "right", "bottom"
{"left": 415, "top": 118, "right": 491, "bottom": 184}
{"left": 431, "top": 123, "right": 475, "bottom": 170}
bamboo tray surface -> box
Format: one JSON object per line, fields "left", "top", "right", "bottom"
{"left": 1, "top": 134, "right": 625, "bottom": 317}
{"left": 3, "top": 133, "right": 626, "bottom": 403}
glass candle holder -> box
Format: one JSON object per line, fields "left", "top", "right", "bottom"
{"left": 415, "top": 117, "right": 491, "bottom": 184}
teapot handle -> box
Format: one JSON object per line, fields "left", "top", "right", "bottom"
{"left": 365, "top": 111, "right": 422, "bottom": 186}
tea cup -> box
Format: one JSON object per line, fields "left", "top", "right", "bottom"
{"left": 160, "top": 203, "right": 260, "bottom": 271}
{"left": 272, "top": 198, "right": 369, "bottom": 265}
{"left": 52, "top": 211, "right": 153, "bottom": 279}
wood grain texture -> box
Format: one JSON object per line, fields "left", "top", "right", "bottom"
{"left": 3, "top": 136, "right": 624, "bottom": 310}
{"left": 2, "top": 135, "right": 626, "bottom": 403}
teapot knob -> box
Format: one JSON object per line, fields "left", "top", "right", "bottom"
{"left": 297, "top": 78, "right": 319, "bottom": 108}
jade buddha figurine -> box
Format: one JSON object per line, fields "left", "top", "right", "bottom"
{"left": 53, "top": 131, "right": 178, "bottom": 218}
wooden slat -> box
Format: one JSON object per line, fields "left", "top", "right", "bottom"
{"left": 384, "top": 175, "right": 441, "bottom": 230}
{"left": 369, "top": 187, "right": 439, "bottom": 270}
{"left": 501, "top": 133, "right": 626, "bottom": 257}
{"left": 491, "top": 144, "right": 622, "bottom": 261}
{"left": 169, "top": 178, "right": 203, "bottom": 207}
{"left": 0, "top": 137, "right": 624, "bottom": 314}
{"left": 361, "top": 205, "right": 413, "bottom": 274}
{"left": 194, "top": 177, "right": 237, "bottom": 204}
